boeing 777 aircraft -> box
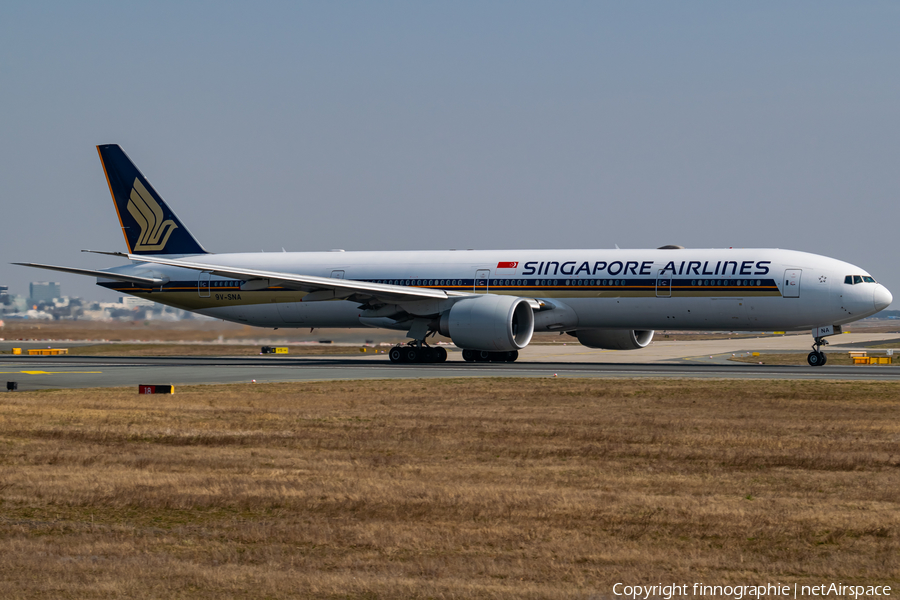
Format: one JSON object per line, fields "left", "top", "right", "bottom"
{"left": 17, "top": 145, "right": 892, "bottom": 366}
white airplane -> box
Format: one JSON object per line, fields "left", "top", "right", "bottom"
{"left": 17, "top": 145, "right": 892, "bottom": 366}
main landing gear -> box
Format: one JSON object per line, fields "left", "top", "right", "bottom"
{"left": 807, "top": 337, "right": 828, "bottom": 367}
{"left": 388, "top": 342, "right": 448, "bottom": 364}
{"left": 461, "top": 349, "right": 519, "bottom": 363}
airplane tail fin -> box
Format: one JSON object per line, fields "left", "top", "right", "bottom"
{"left": 97, "top": 144, "right": 207, "bottom": 255}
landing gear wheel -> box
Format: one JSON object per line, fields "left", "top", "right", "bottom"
{"left": 422, "top": 347, "right": 436, "bottom": 362}
{"left": 404, "top": 347, "right": 419, "bottom": 363}
{"left": 488, "top": 351, "right": 519, "bottom": 362}
{"left": 436, "top": 347, "right": 448, "bottom": 362}
{"left": 389, "top": 347, "right": 404, "bottom": 363}
{"left": 808, "top": 336, "right": 829, "bottom": 367}
{"left": 461, "top": 349, "right": 517, "bottom": 363}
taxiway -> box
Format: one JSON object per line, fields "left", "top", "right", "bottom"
{"left": 2, "top": 331, "right": 897, "bottom": 391}
{"left": 1, "top": 353, "right": 899, "bottom": 391}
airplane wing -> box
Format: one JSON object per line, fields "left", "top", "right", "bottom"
{"left": 110, "top": 253, "right": 473, "bottom": 304}
{"left": 12, "top": 262, "right": 167, "bottom": 286}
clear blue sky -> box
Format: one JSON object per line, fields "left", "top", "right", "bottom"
{"left": 1, "top": 2, "right": 898, "bottom": 307}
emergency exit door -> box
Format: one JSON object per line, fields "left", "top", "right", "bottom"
{"left": 198, "top": 272, "right": 211, "bottom": 297}
{"left": 783, "top": 269, "right": 801, "bottom": 298}
{"left": 656, "top": 269, "right": 671, "bottom": 298}
{"left": 474, "top": 269, "right": 490, "bottom": 293}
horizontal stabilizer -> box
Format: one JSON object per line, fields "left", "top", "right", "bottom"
{"left": 12, "top": 263, "right": 166, "bottom": 286}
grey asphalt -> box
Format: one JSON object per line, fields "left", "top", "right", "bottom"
{"left": 2, "top": 354, "right": 899, "bottom": 392}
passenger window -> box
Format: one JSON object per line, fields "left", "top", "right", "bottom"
{"left": 853, "top": 276, "right": 863, "bottom": 284}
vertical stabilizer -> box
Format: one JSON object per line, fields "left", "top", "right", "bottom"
{"left": 97, "top": 144, "right": 207, "bottom": 255}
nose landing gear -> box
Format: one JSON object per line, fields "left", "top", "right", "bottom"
{"left": 807, "top": 337, "right": 828, "bottom": 367}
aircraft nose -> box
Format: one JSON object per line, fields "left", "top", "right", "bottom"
{"left": 874, "top": 284, "right": 892, "bottom": 312}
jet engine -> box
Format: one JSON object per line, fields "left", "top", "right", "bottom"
{"left": 573, "top": 328, "right": 654, "bottom": 350}
{"left": 439, "top": 295, "right": 534, "bottom": 352}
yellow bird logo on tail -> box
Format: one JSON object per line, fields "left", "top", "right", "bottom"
{"left": 127, "top": 178, "right": 178, "bottom": 252}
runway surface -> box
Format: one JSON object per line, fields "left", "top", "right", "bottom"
{"left": 2, "top": 354, "right": 899, "bottom": 391}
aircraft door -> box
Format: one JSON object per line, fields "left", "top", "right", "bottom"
{"left": 474, "top": 269, "right": 490, "bottom": 294}
{"left": 783, "top": 269, "right": 801, "bottom": 298}
{"left": 198, "top": 272, "right": 211, "bottom": 297}
{"left": 656, "top": 270, "right": 671, "bottom": 298}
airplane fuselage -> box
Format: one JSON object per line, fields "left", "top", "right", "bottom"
{"left": 98, "top": 247, "right": 889, "bottom": 333}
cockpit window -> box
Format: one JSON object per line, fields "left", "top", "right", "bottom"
{"left": 844, "top": 275, "right": 877, "bottom": 285}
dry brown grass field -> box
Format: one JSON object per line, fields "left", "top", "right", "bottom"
{"left": 0, "top": 320, "right": 407, "bottom": 345}
{"left": 730, "top": 353, "right": 898, "bottom": 366}
{"left": 0, "top": 343, "right": 387, "bottom": 357}
{"left": 61, "top": 343, "right": 374, "bottom": 357}
{"left": 2, "top": 319, "right": 251, "bottom": 342}
{"left": 1, "top": 378, "right": 898, "bottom": 599}
{"left": 729, "top": 353, "right": 857, "bottom": 366}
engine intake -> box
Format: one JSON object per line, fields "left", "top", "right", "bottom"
{"left": 439, "top": 295, "right": 534, "bottom": 352}
{"left": 574, "top": 329, "right": 654, "bottom": 350}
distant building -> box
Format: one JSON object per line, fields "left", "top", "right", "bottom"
{"left": 120, "top": 296, "right": 156, "bottom": 308}
{"left": 29, "top": 281, "right": 61, "bottom": 304}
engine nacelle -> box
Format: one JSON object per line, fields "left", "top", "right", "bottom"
{"left": 439, "top": 295, "right": 534, "bottom": 352}
{"left": 574, "top": 329, "right": 654, "bottom": 350}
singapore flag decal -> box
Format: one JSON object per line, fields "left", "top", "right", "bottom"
{"left": 496, "top": 262, "right": 518, "bottom": 269}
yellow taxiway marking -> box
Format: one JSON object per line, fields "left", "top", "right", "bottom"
{"left": 0, "top": 371, "right": 103, "bottom": 375}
